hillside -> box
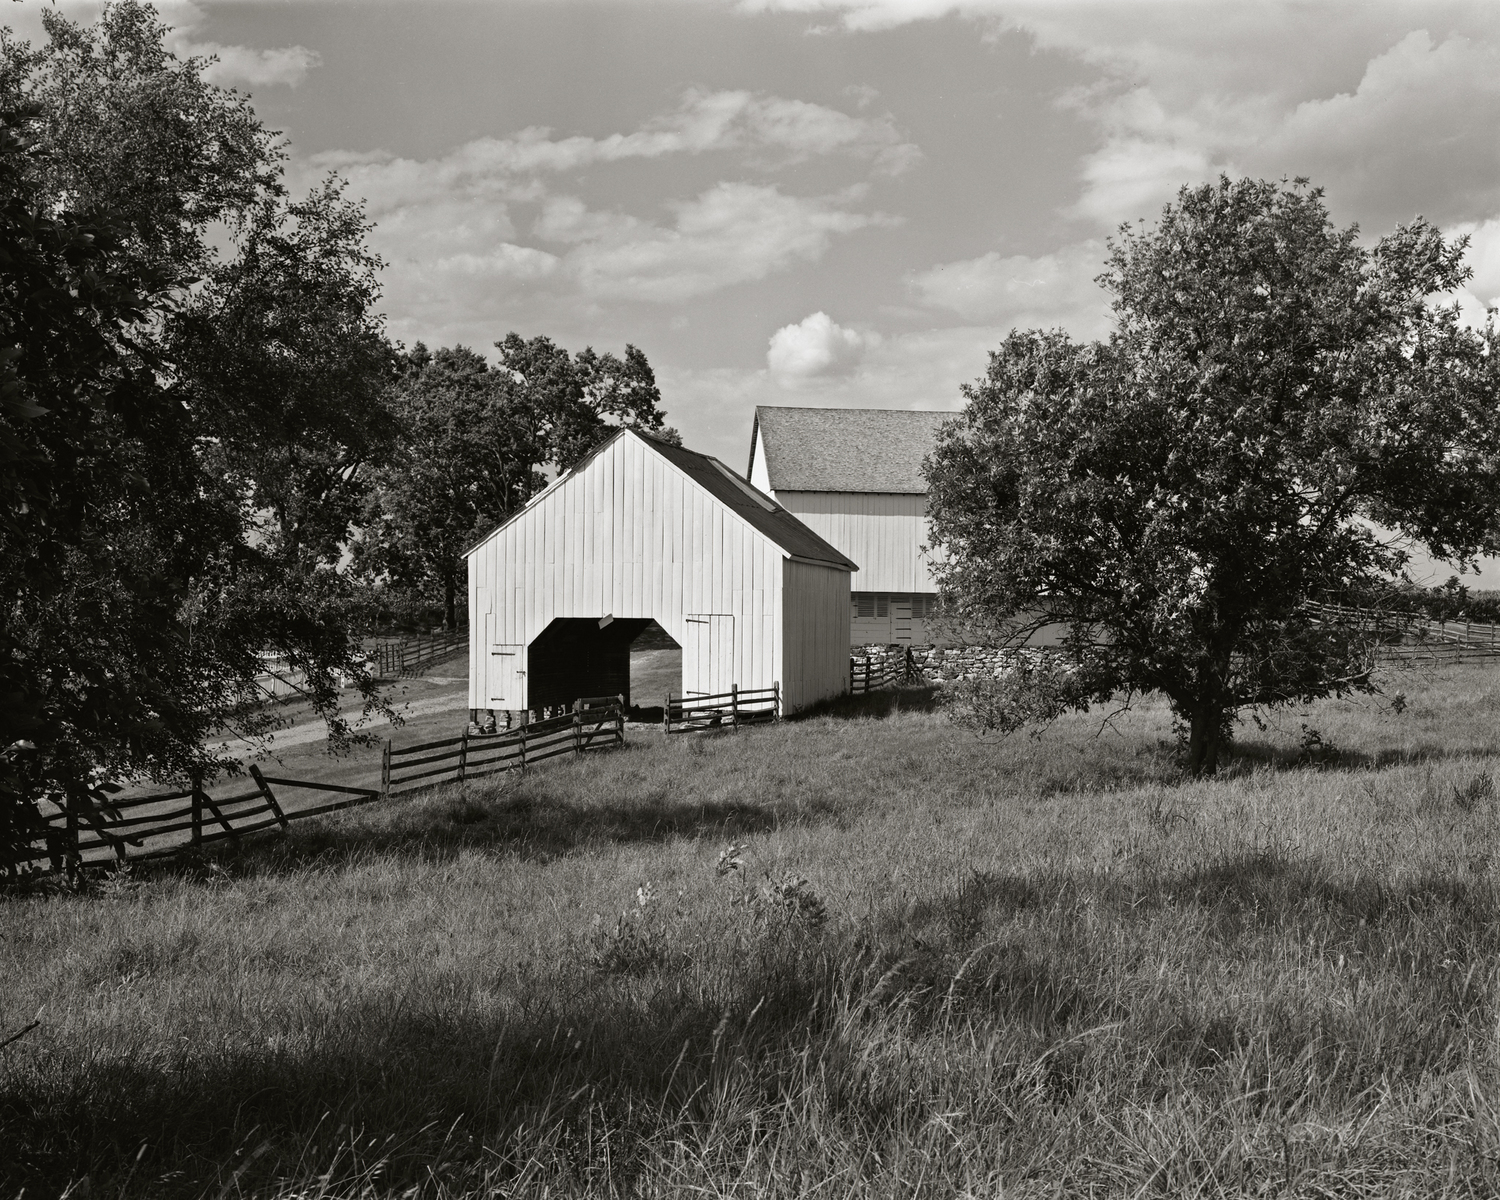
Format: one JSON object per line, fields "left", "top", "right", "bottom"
{"left": 5, "top": 660, "right": 1500, "bottom": 1197}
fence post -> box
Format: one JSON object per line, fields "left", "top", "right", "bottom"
{"left": 573, "top": 701, "right": 583, "bottom": 755}
{"left": 65, "top": 795, "right": 80, "bottom": 874}
{"left": 730, "top": 684, "right": 739, "bottom": 730}
{"left": 865, "top": 657, "right": 872, "bottom": 693}
{"left": 519, "top": 722, "right": 528, "bottom": 773}
{"left": 381, "top": 740, "right": 391, "bottom": 794}
{"left": 458, "top": 728, "right": 469, "bottom": 782}
{"left": 249, "top": 764, "right": 291, "bottom": 832}
{"left": 664, "top": 693, "right": 672, "bottom": 736}
{"left": 191, "top": 769, "right": 204, "bottom": 847}
{"left": 616, "top": 694, "right": 626, "bottom": 745}
{"left": 773, "top": 681, "right": 781, "bottom": 720}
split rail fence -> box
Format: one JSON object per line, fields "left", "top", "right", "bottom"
{"left": 383, "top": 696, "right": 625, "bottom": 788}
{"left": 6, "top": 697, "right": 630, "bottom": 879}
{"left": 664, "top": 684, "right": 780, "bottom": 733}
{"left": 850, "top": 646, "right": 921, "bottom": 694}
{"left": 7, "top": 766, "right": 382, "bottom": 878}
{"left": 1306, "top": 602, "right": 1500, "bottom": 662}
{"left": 370, "top": 626, "right": 468, "bottom": 678}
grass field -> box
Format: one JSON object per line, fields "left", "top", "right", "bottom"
{"left": 6, "top": 659, "right": 1500, "bottom": 1197}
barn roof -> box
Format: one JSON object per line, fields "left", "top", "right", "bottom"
{"left": 465, "top": 428, "right": 856, "bottom": 570}
{"left": 750, "top": 406, "right": 954, "bottom": 494}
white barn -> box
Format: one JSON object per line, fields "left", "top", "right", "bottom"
{"left": 466, "top": 428, "right": 856, "bottom": 720}
{"left": 748, "top": 406, "right": 951, "bottom": 645}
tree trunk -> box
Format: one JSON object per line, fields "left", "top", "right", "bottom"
{"left": 1186, "top": 705, "right": 1223, "bottom": 776}
{"left": 444, "top": 570, "right": 457, "bottom": 632}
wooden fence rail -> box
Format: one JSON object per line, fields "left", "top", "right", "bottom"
{"left": 5, "top": 770, "right": 381, "bottom": 879}
{"left": 1305, "top": 601, "right": 1500, "bottom": 661}
{"left": 5, "top": 696, "right": 629, "bottom": 880}
{"left": 370, "top": 626, "right": 469, "bottom": 678}
{"left": 665, "top": 684, "right": 780, "bottom": 734}
{"left": 850, "top": 647, "right": 919, "bottom": 694}
{"left": 382, "top": 696, "right": 626, "bottom": 790}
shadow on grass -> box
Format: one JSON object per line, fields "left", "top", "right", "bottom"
{"left": 792, "top": 684, "right": 942, "bottom": 721}
{"left": 156, "top": 791, "right": 803, "bottom": 883}
{"left": 9, "top": 850, "right": 1500, "bottom": 1198}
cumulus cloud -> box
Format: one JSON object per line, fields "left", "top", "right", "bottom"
{"left": 767, "top": 312, "right": 873, "bottom": 382}
{"left": 908, "top": 240, "right": 1112, "bottom": 338}
{"left": 191, "top": 41, "right": 321, "bottom": 89}
{"left": 559, "top": 184, "right": 895, "bottom": 302}
{"left": 310, "top": 88, "right": 917, "bottom": 195}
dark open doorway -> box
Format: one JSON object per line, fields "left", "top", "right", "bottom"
{"left": 525, "top": 618, "right": 682, "bottom": 715}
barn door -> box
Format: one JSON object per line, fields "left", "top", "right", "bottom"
{"left": 487, "top": 642, "right": 525, "bottom": 707}
{"left": 683, "top": 614, "right": 734, "bottom": 696}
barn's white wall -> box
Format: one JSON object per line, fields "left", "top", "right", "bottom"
{"left": 468, "top": 433, "right": 804, "bottom": 711}
{"left": 749, "top": 427, "right": 772, "bottom": 495}
{"left": 780, "top": 560, "right": 852, "bottom": 712}
{"left": 775, "top": 491, "right": 935, "bottom": 593}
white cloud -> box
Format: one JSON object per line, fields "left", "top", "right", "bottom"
{"left": 190, "top": 39, "right": 321, "bottom": 88}
{"left": 310, "top": 88, "right": 917, "bottom": 196}
{"left": 908, "top": 240, "right": 1112, "bottom": 337}
{"left": 767, "top": 312, "right": 873, "bottom": 382}
{"left": 5, "top": 0, "right": 322, "bottom": 89}
{"left": 563, "top": 183, "right": 896, "bottom": 302}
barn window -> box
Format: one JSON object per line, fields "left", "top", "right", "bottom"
{"left": 876, "top": 594, "right": 889, "bottom": 618}
{"left": 855, "top": 593, "right": 876, "bottom": 618}
{"left": 910, "top": 595, "right": 925, "bottom": 618}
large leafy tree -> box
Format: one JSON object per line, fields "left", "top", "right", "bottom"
{"left": 495, "top": 332, "right": 674, "bottom": 471}
{"left": 927, "top": 177, "right": 1500, "bottom": 775}
{"left": 0, "top": 115, "right": 385, "bottom": 863}
{"left": 1, "top": 2, "right": 395, "bottom": 860}
{"left": 358, "top": 345, "right": 546, "bottom": 630}
{"left": 173, "top": 179, "right": 401, "bottom": 567}
{"left": 0, "top": 0, "right": 282, "bottom": 284}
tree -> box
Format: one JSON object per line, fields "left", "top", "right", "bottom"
{"left": 495, "top": 332, "right": 674, "bottom": 470}
{"left": 172, "top": 179, "right": 400, "bottom": 567}
{"left": 357, "top": 345, "right": 547, "bottom": 630}
{"left": 926, "top": 177, "right": 1500, "bottom": 775}
{"left": 0, "top": 0, "right": 283, "bottom": 285}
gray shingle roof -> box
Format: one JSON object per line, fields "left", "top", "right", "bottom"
{"left": 750, "top": 406, "right": 954, "bottom": 494}
{"left": 645, "top": 433, "right": 856, "bottom": 570}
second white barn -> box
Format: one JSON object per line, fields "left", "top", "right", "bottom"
{"left": 466, "top": 428, "right": 856, "bottom": 719}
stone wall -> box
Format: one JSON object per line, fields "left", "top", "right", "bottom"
{"left": 853, "top": 643, "right": 1056, "bottom": 684}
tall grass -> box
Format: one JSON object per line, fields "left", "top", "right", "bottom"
{"left": 6, "top": 663, "right": 1500, "bottom": 1196}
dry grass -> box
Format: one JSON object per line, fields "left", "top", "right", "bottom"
{"left": 6, "top": 661, "right": 1500, "bottom": 1197}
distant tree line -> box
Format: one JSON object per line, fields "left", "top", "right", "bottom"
{"left": 0, "top": 1, "right": 673, "bottom": 858}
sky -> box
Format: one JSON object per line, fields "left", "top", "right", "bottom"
{"left": 11, "top": 0, "right": 1500, "bottom": 585}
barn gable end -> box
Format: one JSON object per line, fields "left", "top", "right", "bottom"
{"left": 466, "top": 429, "right": 853, "bottom": 716}
{"left": 748, "top": 406, "right": 953, "bottom": 644}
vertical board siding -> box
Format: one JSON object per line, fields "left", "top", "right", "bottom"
{"left": 469, "top": 432, "right": 836, "bottom": 711}
{"left": 774, "top": 491, "right": 935, "bottom": 593}
{"left": 780, "top": 560, "right": 853, "bottom": 713}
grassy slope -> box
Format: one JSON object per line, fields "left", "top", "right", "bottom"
{"left": 6, "top": 662, "right": 1500, "bottom": 1196}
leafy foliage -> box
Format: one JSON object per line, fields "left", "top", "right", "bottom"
{"left": 495, "top": 332, "right": 674, "bottom": 471}
{"left": 0, "top": 0, "right": 283, "bottom": 284}
{"left": 173, "top": 179, "right": 400, "bottom": 566}
{"left": 358, "top": 345, "right": 546, "bottom": 629}
{"left": 1, "top": 5, "right": 396, "bottom": 867}
{"left": 928, "top": 177, "right": 1500, "bottom": 774}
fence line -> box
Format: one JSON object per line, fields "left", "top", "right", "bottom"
{"left": 664, "top": 684, "right": 780, "bottom": 734}
{"left": 370, "top": 626, "right": 468, "bottom": 678}
{"left": 6, "top": 769, "right": 382, "bottom": 878}
{"left": 1305, "top": 601, "right": 1500, "bottom": 661}
{"left": 382, "top": 695, "right": 625, "bottom": 789}
{"left": 850, "top": 646, "right": 920, "bottom": 694}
